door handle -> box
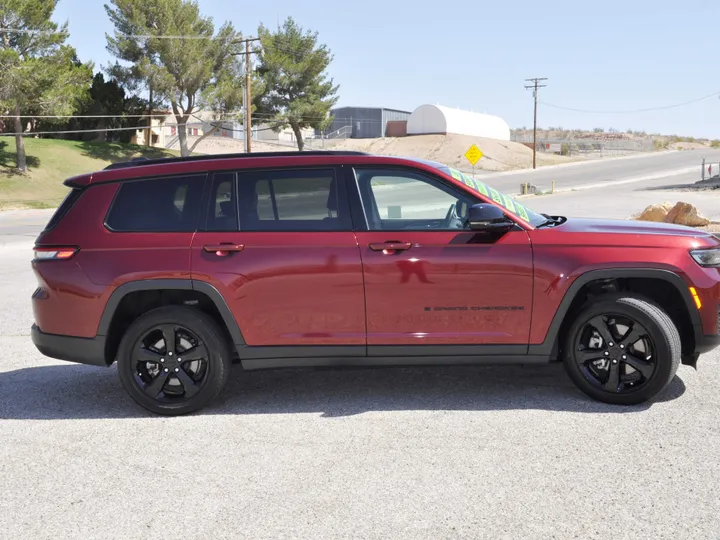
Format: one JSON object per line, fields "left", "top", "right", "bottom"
{"left": 369, "top": 242, "right": 412, "bottom": 253}
{"left": 203, "top": 243, "right": 245, "bottom": 257}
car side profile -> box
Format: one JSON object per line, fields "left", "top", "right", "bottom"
{"left": 31, "top": 151, "right": 720, "bottom": 415}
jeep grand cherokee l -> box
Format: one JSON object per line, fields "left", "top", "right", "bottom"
{"left": 30, "top": 151, "right": 720, "bottom": 415}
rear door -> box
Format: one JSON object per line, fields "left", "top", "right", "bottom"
{"left": 190, "top": 166, "right": 366, "bottom": 358}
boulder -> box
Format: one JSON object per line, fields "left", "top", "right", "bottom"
{"left": 637, "top": 202, "right": 673, "bottom": 222}
{"left": 664, "top": 202, "right": 711, "bottom": 227}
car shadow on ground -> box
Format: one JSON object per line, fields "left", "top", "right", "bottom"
{"left": 0, "top": 363, "right": 687, "bottom": 420}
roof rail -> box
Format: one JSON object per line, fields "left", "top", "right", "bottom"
{"left": 103, "top": 150, "right": 370, "bottom": 171}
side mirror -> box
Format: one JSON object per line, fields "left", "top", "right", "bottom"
{"left": 468, "top": 204, "right": 514, "bottom": 233}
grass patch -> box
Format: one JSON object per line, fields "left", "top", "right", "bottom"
{"left": 0, "top": 138, "right": 180, "bottom": 210}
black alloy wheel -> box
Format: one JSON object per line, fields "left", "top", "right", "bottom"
{"left": 132, "top": 324, "right": 210, "bottom": 402}
{"left": 563, "top": 296, "right": 681, "bottom": 405}
{"left": 573, "top": 314, "right": 656, "bottom": 394}
{"left": 117, "top": 306, "right": 231, "bottom": 415}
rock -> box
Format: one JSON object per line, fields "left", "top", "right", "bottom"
{"left": 637, "top": 202, "right": 673, "bottom": 222}
{"left": 664, "top": 202, "right": 711, "bottom": 227}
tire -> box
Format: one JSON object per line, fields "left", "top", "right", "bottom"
{"left": 116, "top": 306, "right": 232, "bottom": 415}
{"left": 563, "top": 295, "right": 681, "bottom": 406}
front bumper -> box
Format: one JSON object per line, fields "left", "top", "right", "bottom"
{"left": 697, "top": 334, "right": 720, "bottom": 355}
{"left": 31, "top": 324, "right": 108, "bottom": 367}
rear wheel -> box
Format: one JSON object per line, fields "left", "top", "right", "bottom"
{"left": 116, "top": 306, "right": 231, "bottom": 415}
{"left": 563, "top": 296, "right": 681, "bottom": 405}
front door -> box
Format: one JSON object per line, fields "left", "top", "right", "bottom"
{"left": 190, "top": 167, "right": 366, "bottom": 357}
{"left": 350, "top": 166, "right": 533, "bottom": 351}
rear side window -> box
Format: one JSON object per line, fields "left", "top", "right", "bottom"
{"left": 44, "top": 188, "right": 83, "bottom": 230}
{"left": 106, "top": 175, "right": 206, "bottom": 232}
{"left": 237, "top": 169, "right": 347, "bottom": 231}
{"left": 205, "top": 172, "right": 238, "bottom": 231}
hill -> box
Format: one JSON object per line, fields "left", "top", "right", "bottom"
{"left": 173, "top": 133, "right": 583, "bottom": 173}
{"left": 316, "top": 134, "right": 582, "bottom": 172}
{"left": 0, "top": 138, "right": 179, "bottom": 210}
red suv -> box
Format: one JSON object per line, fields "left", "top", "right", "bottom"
{"left": 31, "top": 151, "right": 720, "bottom": 415}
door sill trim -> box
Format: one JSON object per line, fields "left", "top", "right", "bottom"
{"left": 241, "top": 355, "right": 549, "bottom": 370}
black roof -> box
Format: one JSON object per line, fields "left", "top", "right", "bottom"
{"left": 103, "top": 150, "right": 370, "bottom": 171}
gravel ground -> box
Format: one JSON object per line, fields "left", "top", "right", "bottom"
{"left": 1, "top": 215, "right": 720, "bottom": 539}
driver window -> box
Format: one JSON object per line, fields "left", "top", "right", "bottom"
{"left": 356, "top": 169, "right": 473, "bottom": 231}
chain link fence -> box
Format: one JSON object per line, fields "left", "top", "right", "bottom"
{"left": 511, "top": 133, "right": 654, "bottom": 159}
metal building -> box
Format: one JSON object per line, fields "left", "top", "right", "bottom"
{"left": 322, "top": 106, "right": 412, "bottom": 139}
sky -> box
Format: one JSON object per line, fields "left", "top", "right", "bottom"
{"left": 53, "top": 0, "right": 720, "bottom": 138}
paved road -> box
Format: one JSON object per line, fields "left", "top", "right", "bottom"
{"left": 481, "top": 149, "right": 720, "bottom": 194}
{"left": 0, "top": 209, "right": 52, "bottom": 245}
{"left": 524, "top": 171, "right": 720, "bottom": 222}
{"left": 1, "top": 184, "right": 720, "bottom": 538}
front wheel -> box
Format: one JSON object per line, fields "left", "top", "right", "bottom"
{"left": 563, "top": 296, "right": 681, "bottom": 405}
{"left": 116, "top": 306, "right": 232, "bottom": 415}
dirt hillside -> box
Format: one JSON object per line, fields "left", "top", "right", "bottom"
{"left": 321, "top": 134, "right": 581, "bottom": 172}
{"left": 180, "top": 133, "right": 582, "bottom": 173}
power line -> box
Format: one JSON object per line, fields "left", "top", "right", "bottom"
{"left": 1, "top": 121, "right": 237, "bottom": 136}
{"left": 0, "top": 116, "right": 280, "bottom": 137}
{"left": 2, "top": 27, "right": 314, "bottom": 55}
{"left": 0, "top": 111, "right": 379, "bottom": 125}
{"left": 0, "top": 125, "right": 158, "bottom": 136}
{"left": 524, "top": 77, "right": 547, "bottom": 170}
{"left": 5, "top": 27, "right": 212, "bottom": 40}
{"left": 0, "top": 114, "right": 173, "bottom": 119}
{"left": 539, "top": 91, "right": 720, "bottom": 114}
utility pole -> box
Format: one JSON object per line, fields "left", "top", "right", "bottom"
{"left": 234, "top": 37, "right": 261, "bottom": 153}
{"left": 146, "top": 85, "right": 153, "bottom": 147}
{"left": 524, "top": 77, "right": 547, "bottom": 169}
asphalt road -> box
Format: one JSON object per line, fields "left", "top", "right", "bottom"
{"left": 524, "top": 170, "right": 720, "bottom": 222}
{"left": 1, "top": 173, "right": 720, "bottom": 538}
{"left": 481, "top": 148, "right": 720, "bottom": 194}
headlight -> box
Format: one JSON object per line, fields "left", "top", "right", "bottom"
{"left": 690, "top": 248, "right": 720, "bottom": 267}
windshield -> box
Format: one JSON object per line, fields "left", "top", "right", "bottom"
{"left": 421, "top": 160, "right": 548, "bottom": 227}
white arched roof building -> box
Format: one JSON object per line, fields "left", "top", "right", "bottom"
{"left": 406, "top": 104, "right": 511, "bottom": 141}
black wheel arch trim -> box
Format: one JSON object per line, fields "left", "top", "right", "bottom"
{"left": 529, "top": 268, "right": 703, "bottom": 357}
{"left": 96, "top": 278, "right": 246, "bottom": 346}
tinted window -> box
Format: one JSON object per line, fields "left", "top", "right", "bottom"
{"left": 355, "top": 168, "right": 475, "bottom": 231}
{"left": 44, "top": 188, "right": 83, "bottom": 230}
{"left": 106, "top": 175, "right": 206, "bottom": 232}
{"left": 238, "top": 169, "right": 345, "bottom": 231}
{"left": 205, "top": 173, "right": 237, "bottom": 231}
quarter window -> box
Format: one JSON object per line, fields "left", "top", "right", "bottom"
{"left": 106, "top": 175, "right": 206, "bottom": 232}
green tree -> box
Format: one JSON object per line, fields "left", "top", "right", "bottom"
{"left": 0, "top": 0, "right": 92, "bottom": 171}
{"left": 32, "top": 72, "right": 150, "bottom": 144}
{"left": 255, "top": 17, "right": 339, "bottom": 151}
{"left": 34, "top": 72, "right": 125, "bottom": 141}
{"left": 105, "top": 0, "right": 244, "bottom": 156}
{"left": 84, "top": 73, "right": 128, "bottom": 141}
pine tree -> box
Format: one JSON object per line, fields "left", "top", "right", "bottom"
{"left": 255, "top": 17, "right": 339, "bottom": 151}
{"left": 105, "top": 0, "right": 244, "bottom": 156}
{"left": 0, "top": 0, "right": 92, "bottom": 171}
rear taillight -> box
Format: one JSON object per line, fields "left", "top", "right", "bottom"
{"left": 33, "top": 247, "right": 78, "bottom": 260}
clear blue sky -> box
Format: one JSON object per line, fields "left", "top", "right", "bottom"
{"left": 53, "top": 0, "right": 720, "bottom": 138}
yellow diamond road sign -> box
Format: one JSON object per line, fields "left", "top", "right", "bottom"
{"left": 465, "top": 144, "right": 483, "bottom": 166}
